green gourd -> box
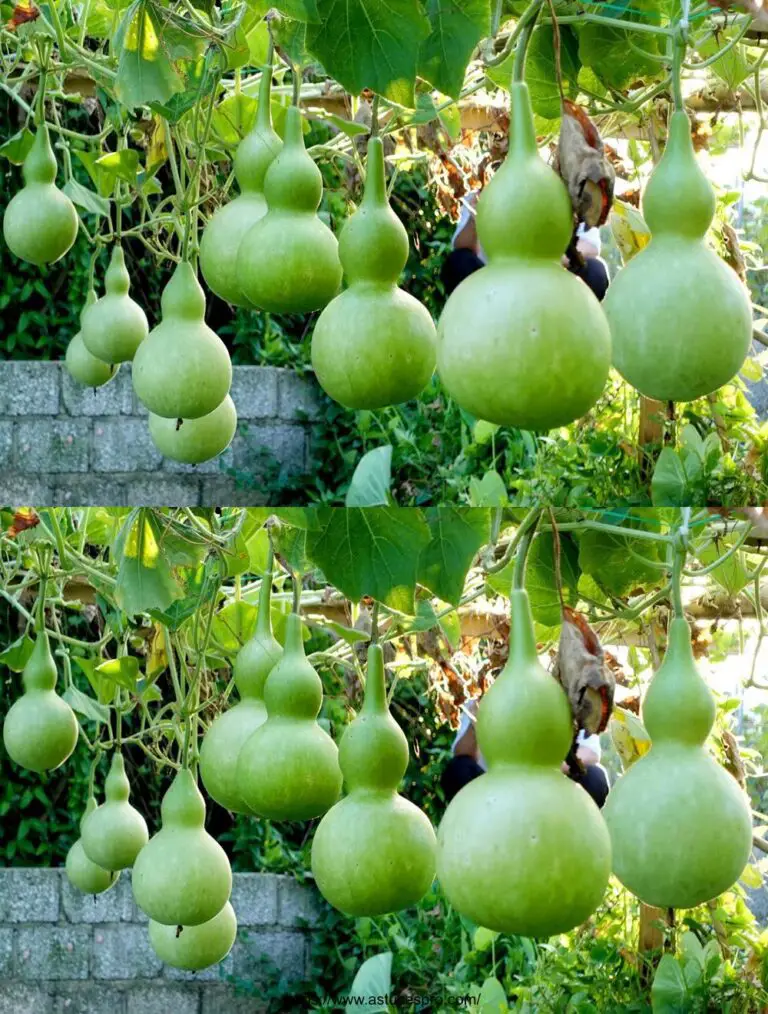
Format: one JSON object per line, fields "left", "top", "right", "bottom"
{"left": 199, "top": 64, "right": 282, "bottom": 307}
{"left": 65, "top": 290, "right": 119, "bottom": 388}
{"left": 604, "top": 112, "right": 752, "bottom": 401}
{"left": 132, "top": 768, "right": 232, "bottom": 926}
{"left": 3, "top": 124, "right": 79, "bottom": 265}
{"left": 437, "top": 589, "right": 611, "bottom": 936}
{"left": 311, "top": 643, "right": 437, "bottom": 915}
{"left": 2, "top": 630, "right": 79, "bottom": 772}
{"left": 81, "top": 246, "right": 149, "bottom": 364}
{"left": 603, "top": 618, "right": 752, "bottom": 908}
{"left": 81, "top": 753, "right": 149, "bottom": 871}
{"left": 148, "top": 395, "right": 237, "bottom": 465}
{"left": 436, "top": 83, "right": 611, "bottom": 430}
{"left": 132, "top": 262, "right": 232, "bottom": 419}
{"left": 237, "top": 612, "right": 342, "bottom": 820}
{"left": 311, "top": 137, "right": 436, "bottom": 409}
{"left": 237, "top": 106, "right": 342, "bottom": 314}
{"left": 65, "top": 797, "right": 120, "bottom": 895}
{"left": 149, "top": 901, "right": 237, "bottom": 971}
{"left": 199, "top": 566, "right": 283, "bottom": 812}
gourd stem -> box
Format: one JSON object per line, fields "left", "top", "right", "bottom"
{"left": 670, "top": 541, "right": 685, "bottom": 618}
{"left": 256, "top": 546, "right": 274, "bottom": 634}
{"left": 370, "top": 94, "right": 380, "bottom": 138}
{"left": 370, "top": 600, "right": 380, "bottom": 645}
{"left": 512, "top": 509, "right": 541, "bottom": 590}
{"left": 508, "top": 589, "right": 539, "bottom": 665}
{"left": 35, "top": 568, "right": 47, "bottom": 633}
{"left": 292, "top": 63, "right": 301, "bottom": 107}
{"left": 512, "top": 0, "right": 543, "bottom": 83}
{"left": 292, "top": 572, "right": 302, "bottom": 615}
{"left": 256, "top": 40, "right": 274, "bottom": 130}
{"left": 671, "top": 31, "right": 686, "bottom": 112}
{"left": 284, "top": 611, "right": 304, "bottom": 655}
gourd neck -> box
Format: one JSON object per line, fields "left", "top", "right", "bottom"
{"left": 643, "top": 111, "right": 715, "bottom": 239}
{"left": 362, "top": 643, "right": 387, "bottom": 714}
{"left": 643, "top": 618, "right": 716, "bottom": 745}
{"left": 263, "top": 611, "right": 323, "bottom": 720}
{"left": 24, "top": 123, "right": 57, "bottom": 186}
{"left": 80, "top": 796, "right": 98, "bottom": 832}
{"left": 256, "top": 61, "right": 273, "bottom": 132}
{"left": 362, "top": 138, "right": 387, "bottom": 209}
{"left": 283, "top": 611, "right": 303, "bottom": 655}
{"left": 255, "top": 566, "right": 274, "bottom": 636}
{"left": 105, "top": 753, "right": 131, "bottom": 803}
{"left": 161, "top": 768, "right": 206, "bottom": 828}
{"left": 161, "top": 261, "right": 206, "bottom": 321}
{"left": 105, "top": 246, "right": 131, "bottom": 297}
{"left": 509, "top": 83, "right": 538, "bottom": 161}
{"left": 506, "top": 590, "right": 539, "bottom": 670}
{"left": 22, "top": 630, "right": 57, "bottom": 692}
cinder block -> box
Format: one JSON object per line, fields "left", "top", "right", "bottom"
{"left": 1, "top": 867, "right": 60, "bottom": 921}
{"left": 53, "top": 476, "right": 127, "bottom": 507}
{"left": 0, "top": 983, "right": 53, "bottom": 1014}
{"left": 126, "top": 984, "right": 200, "bottom": 1014}
{"left": 0, "top": 422, "right": 13, "bottom": 468}
{"left": 62, "top": 872, "right": 134, "bottom": 924}
{"left": 199, "top": 478, "right": 268, "bottom": 507}
{"left": 163, "top": 950, "right": 233, "bottom": 983}
{"left": 232, "top": 929, "right": 306, "bottom": 983}
{"left": 52, "top": 981, "right": 127, "bottom": 1014}
{"left": 124, "top": 477, "right": 201, "bottom": 506}
{"left": 277, "top": 371, "right": 324, "bottom": 422}
{"left": 0, "top": 474, "right": 54, "bottom": 505}
{"left": 232, "top": 423, "right": 306, "bottom": 476}
{"left": 15, "top": 418, "right": 91, "bottom": 473}
{"left": 0, "top": 928, "right": 13, "bottom": 975}
{"left": 0, "top": 361, "right": 60, "bottom": 415}
{"left": 277, "top": 877, "right": 324, "bottom": 929}
{"left": 61, "top": 367, "right": 134, "bottom": 417}
{"left": 16, "top": 925, "right": 91, "bottom": 980}
{"left": 91, "top": 419, "right": 162, "bottom": 473}
{"left": 231, "top": 874, "right": 278, "bottom": 928}
{"left": 91, "top": 925, "right": 162, "bottom": 980}
{"left": 230, "top": 367, "right": 279, "bottom": 421}
{"left": 201, "top": 986, "right": 268, "bottom": 1014}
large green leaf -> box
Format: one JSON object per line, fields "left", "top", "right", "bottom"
{"left": 345, "top": 446, "right": 393, "bottom": 507}
{"left": 578, "top": 20, "right": 662, "bottom": 90}
{"left": 307, "top": 0, "right": 430, "bottom": 107}
{"left": 699, "top": 35, "right": 759, "bottom": 90}
{"left": 418, "top": 0, "right": 491, "bottom": 99}
{"left": 113, "top": 510, "right": 182, "bottom": 616}
{"left": 525, "top": 532, "right": 580, "bottom": 627}
{"left": 525, "top": 25, "right": 580, "bottom": 119}
{"left": 308, "top": 508, "right": 431, "bottom": 614}
{"left": 113, "top": 0, "right": 183, "bottom": 109}
{"left": 273, "top": 0, "right": 320, "bottom": 21}
{"left": 418, "top": 507, "right": 490, "bottom": 606}
{"left": 578, "top": 524, "right": 662, "bottom": 598}
{"left": 696, "top": 539, "right": 751, "bottom": 598}
{"left": 651, "top": 954, "right": 687, "bottom": 1013}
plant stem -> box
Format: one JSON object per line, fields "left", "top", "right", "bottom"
{"left": 512, "top": 510, "right": 541, "bottom": 590}
{"left": 513, "top": 0, "right": 543, "bottom": 82}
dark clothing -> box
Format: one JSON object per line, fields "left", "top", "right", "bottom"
{"left": 440, "top": 247, "right": 610, "bottom": 302}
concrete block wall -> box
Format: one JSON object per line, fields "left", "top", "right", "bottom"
{"left": 0, "top": 868, "right": 323, "bottom": 1013}
{"left": 0, "top": 363, "right": 324, "bottom": 506}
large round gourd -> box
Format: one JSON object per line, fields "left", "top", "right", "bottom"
{"left": 81, "top": 246, "right": 149, "bottom": 364}
{"left": 149, "top": 901, "right": 237, "bottom": 971}
{"left": 237, "top": 611, "right": 342, "bottom": 821}
{"left": 603, "top": 617, "right": 752, "bottom": 908}
{"left": 81, "top": 752, "right": 149, "bottom": 871}
{"left": 437, "top": 589, "right": 611, "bottom": 936}
{"left": 311, "top": 137, "right": 436, "bottom": 409}
{"left": 3, "top": 124, "right": 79, "bottom": 265}
{"left": 66, "top": 797, "right": 120, "bottom": 895}
{"left": 199, "top": 565, "right": 283, "bottom": 812}
{"left": 148, "top": 395, "right": 237, "bottom": 465}
{"left": 311, "top": 643, "right": 436, "bottom": 915}
{"left": 604, "top": 112, "right": 751, "bottom": 401}
{"left": 66, "top": 291, "right": 119, "bottom": 388}
{"left": 436, "top": 83, "right": 611, "bottom": 431}
{"left": 132, "top": 768, "right": 232, "bottom": 926}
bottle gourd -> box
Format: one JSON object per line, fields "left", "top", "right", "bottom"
{"left": 437, "top": 589, "right": 611, "bottom": 936}
{"left": 81, "top": 752, "right": 149, "bottom": 871}
{"left": 237, "top": 106, "right": 342, "bottom": 314}
{"left": 200, "top": 566, "right": 283, "bottom": 812}
{"left": 132, "top": 261, "right": 232, "bottom": 420}
{"left": 311, "top": 643, "right": 437, "bottom": 916}
{"left": 603, "top": 618, "right": 752, "bottom": 908}
{"left": 149, "top": 901, "right": 237, "bottom": 971}
{"left": 81, "top": 246, "right": 149, "bottom": 364}
{"left": 148, "top": 395, "right": 237, "bottom": 465}
{"left": 3, "top": 630, "right": 79, "bottom": 772}
{"left": 66, "top": 290, "right": 119, "bottom": 388}
{"left": 604, "top": 112, "right": 752, "bottom": 401}
{"left": 237, "top": 611, "right": 342, "bottom": 820}
{"left": 132, "top": 768, "right": 232, "bottom": 926}
{"left": 66, "top": 797, "right": 119, "bottom": 895}
{"left": 199, "top": 62, "right": 282, "bottom": 307}
{"left": 311, "top": 137, "right": 436, "bottom": 409}
{"left": 3, "top": 124, "right": 79, "bottom": 265}
{"left": 436, "top": 83, "right": 611, "bottom": 431}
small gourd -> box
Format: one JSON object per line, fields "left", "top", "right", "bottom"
{"left": 199, "top": 566, "right": 283, "bottom": 812}
{"left": 237, "top": 611, "right": 342, "bottom": 820}
{"left": 603, "top": 618, "right": 752, "bottom": 908}
{"left": 81, "top": 246, "right": 149, "bottom": 364}
{"left": 65, "top": 797, "right": 120, "bottom": 895}
{"left": 311, "top": 137, "right": 436, "bottom": 409}
{"left": 132, "top": 261, "right": 232, "bottom": 420}
{"left": 436, "top": 83, "right": 611, "bottom": 430}
{"left": 149, "top": 901, "right": 237, "bottom": 971}
{"left": 311, "top": 643, "right": 437, "bottom": 915}
{"left": 199, "top": 62, "right": 282, "bottom": 307}
{"left": 237, "top": 106, "right": 342, "bottom": 314}
{"left": 3, "top": 124, "right": 79, "bottom": 265}
{"left": 3, "top": 630, "right": 79, "bottom": 772}
{"left": 604, "top": 111, "right": 752, "bottom": 401}
{"left": 132, "top": 768, "right": 232, "bottom": 926}
{"left": 65, "top": 290, "right": 119, "bottom": 388}
{"left": 148, "top": 395, "right": 237, "bottom": 465}
{"left": 437, "top": 589, "right": 611, "bottom": 936}
{"left": 81, "top": 752, "right": 149, "bottom": 871}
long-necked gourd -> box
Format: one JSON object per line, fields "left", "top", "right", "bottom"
{"left": 603, "top": 616, "right": 752, "bottom": 908}
{"left": 81, "top": 246, "right": 149, "bottom": 364}
{"left": 311, "top": 137, "right": 436, "bottom": 409}
{"left": 132, "top": 767, "right": 232, "bottom": 926}
{"left": 149, "top": 901, "right": 237, "bottom": 971}
{"left": 437, "top": 588, "right": 611, "bottom": 936}
{"left": 237, "top": 106, "right": 342, "bottom": 314}
{"left": 311, "top": 642, "right": 437, "bottom": 915}
{"left": 132, "top": 261, "right": 232, "bottom": 420}
{"left": 66, "top": 290, "right": 119, "bottom": 388}
{"left": 199, "top": 60, "right": 282, "bottom": 307}
{"left": 3, "top": 124, "right": 79, "bottom": 265}
{"left": 604, "top": 111, "right": 752, "bottom": 401}
{"left": 81, "top": 752, "right": 149, "bottom": 871}
{"left": 237, "top": 611, "right": 342, "bottom": 820}
{"left": 148, "top": 394, "right": 237, "bottom": 465}
{"left": 200, "top": 565, "right": 283, "bottom": 812}
{"left": 436, "top": 83, "right": 611, "bottom": 430}
{"left": 65, "top": 796, "right": 120, "bottom": 895}
{"left": 2, "top": 630, "right": 79, "bottom": 772}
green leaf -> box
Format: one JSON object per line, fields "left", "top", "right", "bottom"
{"left": 651, "top": 448, "right": 688, "bottom": 507}
{"left": 418, "top": 507, "right": 490, "bottom": 606}
{"left": 525, "top": 532, "right": 580, "bottom": 627}
{"left": 63, "top": 178, "right": 110, "bottom": 217}
{"left": 526, "top": 25, "right": 580, "bottom": 120}
{"left": 308, "top": 508, "right": 431, "bottom": 614}
{"left": 114, "top": 510, "right": 182, "bottom": 616}
{"left": 95, "top": 148, "right": 140, "bottom": 185}
{"left": 113, "top": 0, "right": 183, "bottom": 110}
{"left": 578, "top": 20, "right": 662, "bottom": 90}
{"left": 478, "top": 975, "right": 508, "bottom": 1014}
{"left": 96, "top": 656, "right": 140, "bottom": 691}
{"left": 307, "top": 107, "right": 371, "bottom": 137}
{"left": 272, "top": 524, "right": 309, "bottom": 574}
{"left": 0, "top": 635, "right": 35, "bottom": 672}
{"left": 345, "top": 445, "right": 392, "bottom": 507}
{"left": 273, "top": 0, "right": 320, "bottom": 21}
{"left": 211, "top": 602, "right": 258, "bottom": 653}
{"left": 307, "top": 0, "right": 430, "bottom": 108}
{"left": 696, "top": 538, "right": 751, "bottom": 597}
{"left": 73, "top": 656, "right": 115, "bottom": 705}
{"left": 651, "top": 954, "right": 687, "bottom": 1012}
{"left": 578, "top": 522, "right": 662, "bottom": 597}
{"left": 348, "top": 952, "right": 393, "bottom": 1003}
{"left": 699, "top": 34, "right": 759, "bottom": 90}
{"left": 63, "top": 685, "right": 110, "bottom": 724}
{"left": 418, "top": 0, "right": 490, "bottom": 99}
{"left": 468, "top": 469, "right": 508, "bottom": 506}
{"left": 211, "top": 94, "right": 259, "bottom": 146}
{"left": 0, "top": 129, "right": 35, "bottom": 165}
{"left": 271, "top": 15, "right": 309, "bottom": 66}
{"left": 473, "top": 926, "right": 499, "bottom": 952}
